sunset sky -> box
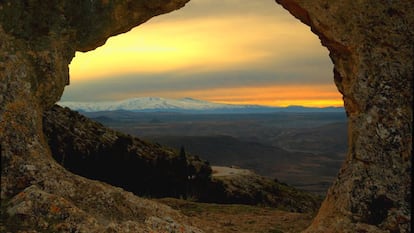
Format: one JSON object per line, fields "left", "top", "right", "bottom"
{"left": 61, "top": 0, "right": 343, "bottom": 107}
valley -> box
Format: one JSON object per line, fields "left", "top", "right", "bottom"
{"left": 83, "top": 110, "right": 347, "bottom": 195}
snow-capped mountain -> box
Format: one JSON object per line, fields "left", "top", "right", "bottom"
{"left": 58, "top": 97, "right": 344, "bottom": 113}
{"left": 59, "top": 97, "right": 259, "bottom": 112}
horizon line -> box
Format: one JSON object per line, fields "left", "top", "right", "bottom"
{"left": 59, "top": 96, "right": 344, "bottom": 109}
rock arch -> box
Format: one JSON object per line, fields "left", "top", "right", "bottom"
{"left": 0, "top": 0, "right": 412, "bottom": 232}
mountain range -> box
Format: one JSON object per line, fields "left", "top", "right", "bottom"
{"left": 59, "top": 97, "right": 344, "bottom": 113}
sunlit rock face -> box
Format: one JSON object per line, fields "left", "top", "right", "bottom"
{"left": 0, "top": 0, "right": 412, "bottom": 232}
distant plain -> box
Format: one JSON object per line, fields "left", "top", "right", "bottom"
{"left": 84, "top": 111, "right": 347, "bottom": 195}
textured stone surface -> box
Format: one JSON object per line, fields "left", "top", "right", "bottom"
{"left": 0, "top": 0, "right": 413, "bottom": 232}
{"left": 276, "top": 1, "right": 413, "bottom": 232}
{"left": 1, "top": 0, "right": 198, "bottom": 232}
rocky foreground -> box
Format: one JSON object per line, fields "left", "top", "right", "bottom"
{"left": 1, "top": 104, "right": 321, "bottom": 232}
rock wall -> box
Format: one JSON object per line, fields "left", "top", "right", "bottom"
{"left": 1, "top": 1, "right": 200, "bottom": 232}
{"left": 276, "top": 1, "right": 413, "bottom": 232}
{"left": 0, "top": 0, "right": 412, "bottom": 232}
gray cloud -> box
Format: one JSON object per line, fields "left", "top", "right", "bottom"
{"left": 62, "top": 62, "right": 334, "bottom": 101}
{"left": 62, "top": 0, "right": 333, "bottom": 102}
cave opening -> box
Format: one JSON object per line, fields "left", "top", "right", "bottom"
{"left": 54, "top": 0, "right": 347, "bottom": 229}
{"left": 2, "top": 0, "right": 411, "bottom": 232}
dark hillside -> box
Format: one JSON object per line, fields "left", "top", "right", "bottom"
{"left": 43, "top": 105, "right": 212, "bottom": 198}
{"left": 42, "top": 105, "right": 321, "bottom": 212}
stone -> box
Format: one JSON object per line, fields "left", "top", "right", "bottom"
{"left": 275, "top": 1, "right": 413, "bottom": 232}
{"left": 0, "top": 0, "right": 412, "bottom": 232}
{"left": 0, "top": 1, "right": 199, "bottom": 232}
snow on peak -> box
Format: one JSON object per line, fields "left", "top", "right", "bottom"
{"left": 58, "top": 97, "right": 249, "bottom": 112}
{"left": 58, "top": 97, "right": 344, "bottom": 113}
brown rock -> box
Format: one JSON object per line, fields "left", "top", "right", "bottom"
{"left": 0, "top": 0, "right": 412, "bottom": 232}
{"left": 0, "top": 1, "right": 199, "bottom": 232}
{"left": 276, "top": 1, "right": 413, "bottom": 232}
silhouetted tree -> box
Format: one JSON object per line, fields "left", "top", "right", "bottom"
{"left": 178, "top": 145, "right": 189, "bottom": 198}
{"left": 179, "top": 145, "right": 186, "bottom": 159}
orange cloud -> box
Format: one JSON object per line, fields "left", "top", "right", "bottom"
{"left": 108, "top": 84, "right": 343, "bottom": 107}
{"left": 69, "top": 4, "right": 325, "bottom": 81}
{"left": 185, "top": 85, "right": 343, "bottom": 107}
{"left": 65, "top": 0, "right": 337, "bottom": 107}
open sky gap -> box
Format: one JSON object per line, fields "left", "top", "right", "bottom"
{"left": 62, "top": 0, "right": 342, "bottom": 108}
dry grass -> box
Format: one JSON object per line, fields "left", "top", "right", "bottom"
{"left": 156, "top": 198, "right": 315, "bottom": 233}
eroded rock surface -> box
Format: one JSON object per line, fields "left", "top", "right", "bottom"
{"left": 276, "top": 1, "right": 413, "bottom": 232}
{"left": 0, "top": 0, "right": 413, "bottom": 232}
{"left": 1, "top": 0, "right": 199, "bottom": 232}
